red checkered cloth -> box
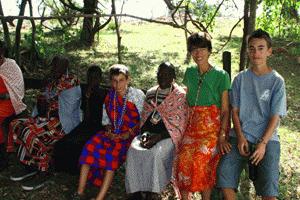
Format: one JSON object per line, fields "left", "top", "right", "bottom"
{"left": 79, "top": 89, "right": 141, "bottom": 187}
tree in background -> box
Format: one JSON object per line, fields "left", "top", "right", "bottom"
{"left": 239, "top": 0, "right": 257, "bottom": 71}
{"left": 1, "top": 0, "right": 298, "bottom": 70}
{"left": 14, "top": 0, "right": 28, "bottom": 65}
{"left": 40, "top": 0, "right": 80, "bottom": 29}
{"left": 257, "top": 0, "right": 300, "bottom": 40}
{"left": 163, "top": 0, "right": 227, "bottom": 63}
{"left": 58, "top": 0, "right": 113, "bottom": 46}
{"left": 0, "top": 0, "right": 12, "bottom": 54}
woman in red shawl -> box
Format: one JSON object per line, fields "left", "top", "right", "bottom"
{"left": 0, "top": 40, "right": 26, "bottom": 171}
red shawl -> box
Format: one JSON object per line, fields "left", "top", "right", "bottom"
{"left": 140, "top": 83, "right": 188, "bottom": 150}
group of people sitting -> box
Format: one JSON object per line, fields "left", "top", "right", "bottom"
{"left": 0, "top": 28, "right": 286, "bottom": 200}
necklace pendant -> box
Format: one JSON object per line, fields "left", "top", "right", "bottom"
{"left": 150, "top": 117, "right": 159, "bottom": 125}
{"left": 150, "top": 112, "right": 161, "bottom": 124}
{"left": 115, "top": 128, "right": 120, "bottom": 134}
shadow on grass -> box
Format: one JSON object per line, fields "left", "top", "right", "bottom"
{"left": 0, "top": 156, "right": 178, "bottom": 200}
{"left": 279, "top": 167, "right": 300, "bottom": 199}
{"left": 65, "top": 49, "right": 183, "bottom": 90}
{"left": 269, "top": 55, "right": 300, "bottom": 131}
{"left": 216, "top": 35, "right": 242, "bottom": 50}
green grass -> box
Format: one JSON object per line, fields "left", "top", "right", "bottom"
{"left": 1, "top": 17, "right": 299, "bottom": 199}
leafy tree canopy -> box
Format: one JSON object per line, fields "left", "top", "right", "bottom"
{"left": 257, "top": 0, "right": 300, "bottom": 40}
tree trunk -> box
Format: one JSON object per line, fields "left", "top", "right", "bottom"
{"left": 239, "top": 0, "right": 257, "bottom": 71}
{"left": 184, "top": 5, "right": 191, "bottom": 64}
{"left": 14, "top": 0, "right": 27, "bottom": 65}
{"left": 80, "top": 0, "right": 97, "bottom": 46}
{"left": 0, "top": 0, "right": 11, "bottom": 56}
{"left": 28, "top": 0, "right": 38, "bottom": 69}
{"left": 112, "top": 0, "right": 122, "bottom": 63}
{"left": 249, "top": 0, "right": 257, "bottom": 32}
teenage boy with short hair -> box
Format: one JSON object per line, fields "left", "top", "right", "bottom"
{"left": 217, "top": 29, "right": 287, "bottom": 200}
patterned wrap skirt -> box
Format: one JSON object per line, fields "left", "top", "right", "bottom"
{"left": 6, "top": 75, "right": 79, "bottom": 171}
{"left": 175, "top": 105, "right": 221, "bottom": 192}
{"left": 7, "top": 117, "right": 64, "bottom": 171}
{"left": 79, "top": 128, "right": 137, "bottom": 187}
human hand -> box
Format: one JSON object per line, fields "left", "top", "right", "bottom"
{"left": 141, "top": 134, "right": 160, "bottom": 149}
{"left": 104, "top": 125, "right": 112, "bottom": 132}
{"left": 218, "top": 136, "right": 232, "bottom": 155}
{"left": 237, "top": 135, "right": 250, "bottom": 156}
{"left": 249, "top": 143, "right": 266, "bottom": 165}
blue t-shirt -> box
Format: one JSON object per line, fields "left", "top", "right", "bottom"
{"left": 229, "top": 69, "right": 287, "bottom": 143}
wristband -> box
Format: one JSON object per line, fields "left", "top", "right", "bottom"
{"left": 258, "top": 138, "right": 267, "bottom": 145}
{"left": 220, "top": 128, "right": 226, "bottom": 136}
{"left": 0, "top": 93, "right": 9, "bottom": 100}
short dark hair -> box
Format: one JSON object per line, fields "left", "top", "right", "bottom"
{"left": 58, "top": 56, "right": 70, "bottom": 70}
{"left": 0, "top": 40, "right": 8, "bottom": 57}
{"left": 50, "top": 55, "right": 69, "bottom": 74}
{"left": 187, "top": 32, "right": 212, "bottom": 53}
{"left": 248, "top": 29, "right": 272, "bottom": 48}
{"left": 158, "top": 61, "right": 176, "bottom": 79}
{"left": 87, "top": 65, "right": 102, "bottom": 84}
{"left": 109, "top": 64, "right": 129, "bottom": 80}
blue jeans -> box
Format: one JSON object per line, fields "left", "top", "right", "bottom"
{"left": 216, "top": 137, "right": 280, "bottom": 197}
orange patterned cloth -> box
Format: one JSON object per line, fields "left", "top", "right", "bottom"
{"left": 175, "top": 105, "right": 221, "bottom": 192}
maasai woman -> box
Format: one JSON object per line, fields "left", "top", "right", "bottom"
{"left": 125, "top": 62, "right": 188, "bottom": 200}
{"left": 73, "top": 64, "right": 145, "bottom": 200}
{"left": 7, "top": 55, "right": 81, "bottom": 191}
{"left": 0, "top": 40, "right": 26, "bottom": 171}
{"left": 175, "top": 33, "right": 232, "bottom": 200}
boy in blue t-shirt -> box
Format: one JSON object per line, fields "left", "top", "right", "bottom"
{"left": 217, "top": 29, "right": 287, "bottom": 200}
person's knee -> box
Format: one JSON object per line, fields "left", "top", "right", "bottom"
{"left": 262, "top": 196, "right": 276, "bottom": 200}
{"left": 222, "top": 188, "right": 236, "bottom": 200}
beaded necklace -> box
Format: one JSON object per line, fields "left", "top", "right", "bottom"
{"left": 194, "top": 65, "right": 213, "bottom": 106}
{"left": 150, "top": 85, "right": 173, "bottom": 124}
{"left": 113, "top": 89, "right": 128, "bottom": 134}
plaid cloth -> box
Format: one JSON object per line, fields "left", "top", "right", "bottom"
{"left": 0, "top": 58, "right": 26, "bottom": 114}
{"left": 79, "top": 89, "right": 141, "bottom": 187}
{"left": 8, "top": 117, "right": 64, "bottom": 171}
{"left": 7, "top": 74, "right": 79, "bottom": 171}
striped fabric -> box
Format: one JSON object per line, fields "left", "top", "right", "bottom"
{"left": 7, "top": 74, "right": 79, "bottom": 171}
{"left": 9, "top": 117, "right": 64, "bottom": 171}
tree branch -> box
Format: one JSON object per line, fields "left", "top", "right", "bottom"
{"left": 218, "top": 16, "right": 244, "bottom": 52}
{"left": 205, "top": 0, "right": 225, "bottom": 29}
{"left": 0, "top": 14, "right": 184, "bottom": 29}
{"left": 163, "top": 0, "right": 175, "bottom": 10}
{"left": 186, "top": 11, "right": 209, "bottom": 34}
{"left": 93, "top": 3, "right": 113, "bottom": 33}
{"left": 58, "top": 0, "right": 83, "bottom": 12}
{"left": 171, "top": 0, "right": 185, "bottom": 27}
{"left": 231, "top": 0, "right": 238, "bottom": 9}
